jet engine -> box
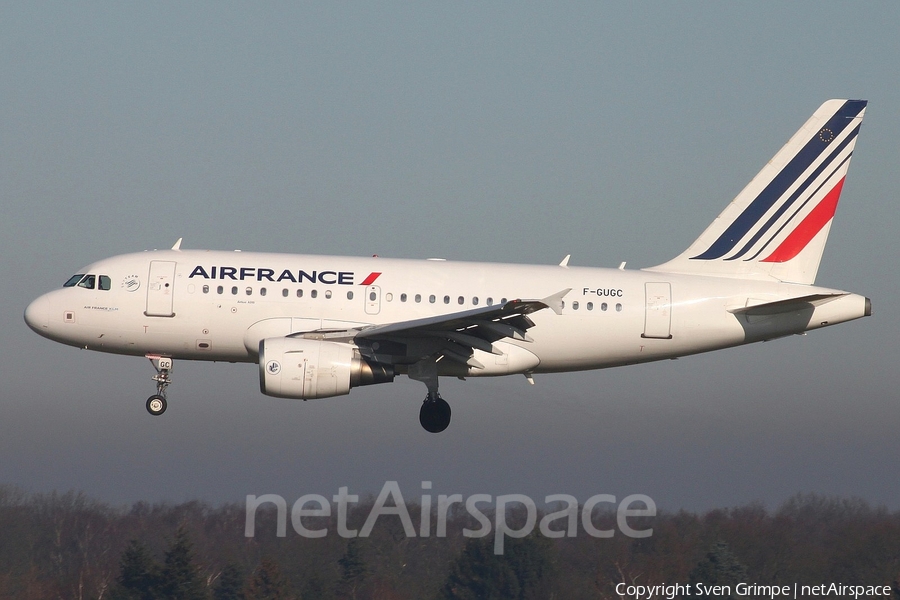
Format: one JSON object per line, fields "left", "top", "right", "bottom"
{"left": 259, "top": 337, "right": 394, "bottom": 399}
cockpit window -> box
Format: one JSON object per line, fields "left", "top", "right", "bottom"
{"left": 64, "top": 274, "right": 85, "bottom": 287}
{"left": 64, "top": 274, "right": 109, "bottom": 290}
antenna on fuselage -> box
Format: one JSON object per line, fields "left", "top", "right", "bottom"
{"left": 171, "top": 238, "right": 183, "bottom": 251}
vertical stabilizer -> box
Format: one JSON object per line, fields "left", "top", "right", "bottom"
{"left": 646, "top": 99, "right": 867, "bottom": 284}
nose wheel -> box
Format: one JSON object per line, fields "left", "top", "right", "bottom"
{"left": 146, "top": 355, "right": 173, "bottom": 416}
{"left": 146, "top": 395, "right": 168, "bottom": 416}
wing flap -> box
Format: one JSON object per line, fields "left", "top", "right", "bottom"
{"left": 438, "top": 331, "right": 503, "bottom": 355}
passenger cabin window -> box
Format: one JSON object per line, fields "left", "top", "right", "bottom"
{"left": 64, "top": 274, "right": 85, "bottom": 287}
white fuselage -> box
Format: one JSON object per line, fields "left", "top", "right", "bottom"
{"left": 25, "top": 249, "right": 870, "bottom": 378}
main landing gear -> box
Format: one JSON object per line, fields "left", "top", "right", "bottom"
{"left": 410, "top": 360, "right": 452, "bottom": 433}
{"left": 146, "top": 355, "right": 173, "bottom": 416}
{"left": 419, "top": 392, "right": 451, "bottom": 434}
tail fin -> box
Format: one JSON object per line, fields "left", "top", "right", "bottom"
{"left": 646, "top": 99, "right": 867, "bottom": 285}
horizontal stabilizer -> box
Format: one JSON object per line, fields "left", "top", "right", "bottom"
{"left": 728, "top": 293, "right": 845, "bottom": 315}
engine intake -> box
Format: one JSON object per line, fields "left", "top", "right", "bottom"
{"left": 259, "top": 337, "right": 394, "bottom": 399}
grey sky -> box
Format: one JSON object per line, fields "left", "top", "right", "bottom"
{"left": 3, "top": 3, "right": 899, "bottom": 511}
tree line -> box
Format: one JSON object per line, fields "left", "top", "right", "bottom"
{"left": 0, "top": 485, "right": 898, "bottom": 599}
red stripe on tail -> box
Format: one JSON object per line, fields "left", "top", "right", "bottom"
{"left": 761, "top": 177, "right": 845, "bottom": 263}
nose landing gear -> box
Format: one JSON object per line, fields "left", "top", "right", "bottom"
{"left": 146, "top": 355, "right": 172, "bottom": 416}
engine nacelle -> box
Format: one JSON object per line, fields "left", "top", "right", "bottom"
{"left": 259, "top": 337, "right": 394, "bottom": 399}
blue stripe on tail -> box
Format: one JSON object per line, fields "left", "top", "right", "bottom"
{"left": 726, "top": 125, "right": 859, "bottom": 261}
{"left": 691, "top": 100, "right": 866, "bottom": 261}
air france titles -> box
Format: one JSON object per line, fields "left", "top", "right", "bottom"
{"left": 189, "top": 266, "right": 355, "bottom": 285}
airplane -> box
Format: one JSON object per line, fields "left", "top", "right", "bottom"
{"left": 25, "top": 99, "right": 871, "bottom": 433}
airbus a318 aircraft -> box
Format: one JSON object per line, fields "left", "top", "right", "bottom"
{"left": 25, "top": 100, "right": 871, "bottom": 432}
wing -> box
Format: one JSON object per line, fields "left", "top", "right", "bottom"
{"left": 291, "top": 289, "right": 569, "bottom": 370}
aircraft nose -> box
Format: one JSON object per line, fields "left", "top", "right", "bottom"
{"left": 24, "top": 295, "right": 50, "bottom": 333}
